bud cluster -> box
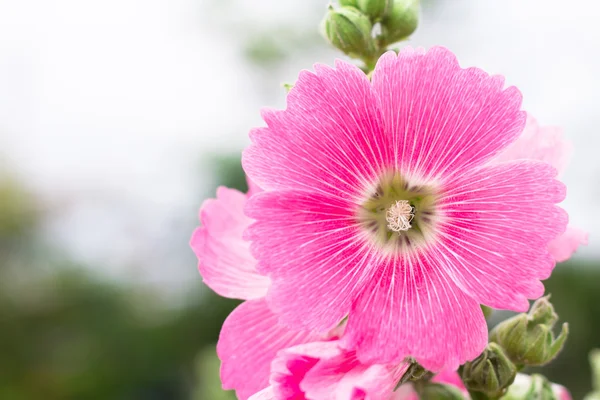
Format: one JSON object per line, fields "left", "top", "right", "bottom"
{"left": 490, "top": 296, "right": 568, "bottom": 367}
{"left": 394, "top": 298, "right": 572, "bottom": 399}
{"left": 322, "top": 0, "right": 420, "bottom": 69}
{"left": 458, "top": 297, "right": 569, "bottom": 400}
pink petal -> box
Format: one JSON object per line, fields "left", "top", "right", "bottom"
{"left": 371, "top": 47, "right": 526, "bottom": 181}
{"left": 437, "top": 161, "right": 567, "bottom": 311}
{"left": 548, "top": 226, "right": 589, "bottom": 262}
{"left": 247, "top": 176, "right": 263, "bottom": 197}
{"left": 271, "top": 341, "right": 340, "bottom": 399}
{"left": 493, "top": 114, "right": 572, "bottom": 176}
{"left": 329, "top": 363, "right": 401, "bottom": 400}
{"left": 248, "top": 387, "right": 276, "bottom": 400}
{"left": 271, "top": 340, "right": 407, "bottom": 400}
{"left": 245, "top": 190, "right": 371, "bottom": 333}
{"left": 342, "top": 257, "right": 487, "bottom": 371}
{"left": 390, "top": 384, "right": 418, "bottom": 400}
{"left": 190, "top": 186, "right": 269, "bottom": 300}
{"left": 492, "top": 115, "right": 586, "bottom": 262}
{"left": 217, "top": 299, "right": 318, "bottom": 400}
{"left": 553, "top": 384, "right": 572, "bottom": 400}
{"left": 243, "top": 59, "right": 389, "bottom": 197}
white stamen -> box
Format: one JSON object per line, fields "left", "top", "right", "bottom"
{"left": 386, "top": 200, "right": 414, "bottom": 232}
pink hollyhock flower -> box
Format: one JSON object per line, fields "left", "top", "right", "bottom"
{"left": 190, "top": 182, "right": 319, "bottom": 400}
{"left": 249, "top": 339, "right": 410, "bottom": 400}
{"left": 243, "top": 46, "right": 568, "bottom": 371}
{"left": 249, "top": 354, "right": 469, "bottom": 400}
{"left": 494, "top": 115, "right": 587, "bottom": 262}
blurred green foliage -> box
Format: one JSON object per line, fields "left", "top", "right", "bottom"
{"left": 0, "top": 268, "right": 239, "bottom": 399}
{"left": 0, "top": 172, "right": 239, "bottom": 400}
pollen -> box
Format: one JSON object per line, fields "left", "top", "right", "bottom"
{"left": 386, "top": 200, "right": 414, "bottom": 232}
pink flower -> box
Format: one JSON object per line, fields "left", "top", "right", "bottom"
{"left": 243, "top": 46, "right": 567, "bottom": 371}
{"left": 250, "top": 340, "right": 410, "bottom": 400}
{"left": 494, "top": 115, "right": 588, "bottom": 262}
{"left": 190, "top": 183, "right": 320, "bottom": 400}
{"left": 249, "top": 354, "right": 470, "bottom": 400}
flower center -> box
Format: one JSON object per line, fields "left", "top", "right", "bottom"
{"left": 356, "top": 172, "right": 439, "bottom": 252}
{"left": 386, "top": 200, "right": 415, "bottom": 232}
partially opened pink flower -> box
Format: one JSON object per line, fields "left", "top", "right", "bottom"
{"left": 250, "top": 339, "right": 410, "bottom": 400}
{"left": 190, "top": 183, "right": 319, "bottom": 400}
{"left": 494, "top": 115, "right": 587, "bottom": 262}
{"left": 249, "top": 350, "right": 471, "bottom": 400}
{"left": 243, "top": 46, "right": 568, "bottom": 371}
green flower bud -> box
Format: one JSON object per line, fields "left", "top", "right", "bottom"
{"left": 339, "top": 0, "right": 360, "bottom": 6}
{"left": 379, "top": 0, "right": 420, "bottom": 46}
{"left": 462, "top": 343, "right": 517, "bottom": 398}
{"left": 322, "top": 6, "right": 375, "bottom": 60}
{"left": 489, "top": 296, "right": 569, "bottom": 367}
{"left": 503, "top": 374, "right": 563, "bottom": 400}
{"left": 529, "top": 295, "right": 559, "bottom": 326}
{"left": 357, "top": 0, "right": 393, "bottom": 22}
{"left": 418, "top": 383, "right": 465, "bottom": 400}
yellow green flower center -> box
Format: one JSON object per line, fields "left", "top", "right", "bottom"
{"left": 356, "top": 172, "right": 439, "bottom": 252}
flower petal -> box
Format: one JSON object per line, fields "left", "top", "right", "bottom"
{"left": 390, "top": 384, "right": 418, "bottom": 400}
{"left": 247, "top": 176, "right": 263, "bottom": 197}
{"left": 243, "top": 59, "right": 389, "bottom": 197}
{"left": 371, "top": 47, "right": 526, "bottom": 181}
{"left": 553, "top": 384, "right": 572, "bottom": 400}
{"left": 246, "top": 190, "right": 373, "bottom": 333}
{"left": 271, "top": 341, "right": 341, "bottom": 399}
{"left": 548, "top": 226, "right": 588, "bottom": 262}
{"left": 217, "top": 299, "right": 318, "bottom": 400}
{"left": 271, "top": 340, "right": 407, "bottom": 400}
{"left": 248, "top": 387, "right": 275, "bottom": 400}
{"left": 492, "top": 115, "right": 586, "bottom": 262}
{"left": 437, "top": 161, "right": 567, "bottom": 311}
{"left": 493, "top": 114, "right": 572, "bottom": 176}
{"left": 343, "top": 256, "right": 488, "bottom": 371}
{"left": 191, "top": 186, "right": 269, "bottom": 300}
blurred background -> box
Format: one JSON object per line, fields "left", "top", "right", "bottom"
{"left": 0, "top": 0, "right": 598, "bottom": 399}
